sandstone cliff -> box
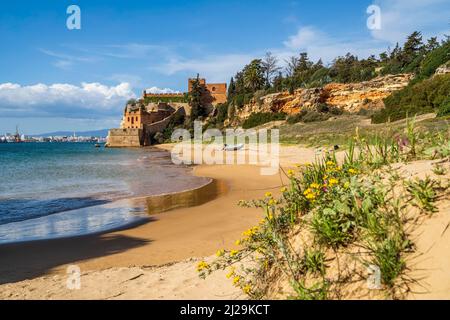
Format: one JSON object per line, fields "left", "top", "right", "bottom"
{"left": 231, "top": 74, "right": 413, "bottom": 124}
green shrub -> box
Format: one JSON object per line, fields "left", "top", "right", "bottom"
{"left": 242, "top": 112, "right": 287, "bottom": 129}
{"left": 286, "top": 110, "right": 308, "bottom": 124}
{"left": 143, "top": 94, "right": 188, "bottom": 104}
{"left": 232, "top": 93, "right": 254, "bottom": 109}
{"left": 437, "top": 99, "right": 450, "bottom": 117}
{"left": 372, "top": 74, "right": 450, "bottom": 123}
{"left": 303, "top": 111, "right": 330, "bottom": 123}
{"left": 311, "top": 206, "right": 355, "bottom": 249}
{"left": 370, "top": 238, "right": 406, "bottom": 287}
{"left": 416, "top": 41, "right": 450, "bottom": 81}
{"left": 162, "top": 112, "right": 186, "bottom": 141}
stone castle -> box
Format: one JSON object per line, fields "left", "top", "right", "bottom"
{"left": 107, "top": 77, "right": 227, "bottom": 147}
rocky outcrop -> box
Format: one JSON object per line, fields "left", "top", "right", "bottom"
{"left": 323, "top": 74, "right": 413, "bottom": 112}
{"left": 232, "top": 74, "right": 413, "bottom": 123}
{"left": 434, "top": 61, "right": 450, "bottom": 76}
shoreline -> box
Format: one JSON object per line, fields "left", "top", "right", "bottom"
{"left": 0, "top": 144, "right": 299, "bottom": 287}
{"left": 0, "top": 146, "right": 214, "bottom": 245}
{"left": 0, "top": 145, "right": 448, "bottom": 299}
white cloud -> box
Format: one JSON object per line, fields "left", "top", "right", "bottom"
{"left": 107, "top": 74, "right": 143, "bottom": 87}
{"left": 283, "top": 26, "right": 321, "bottom": 50}
{"left": 152, "top": 54, "right": 254, "bottom": 82}
{"left": 53, "top": 60, "right": 73, "bottom": 70}
{"left": 0, "top": 82, "right": 136, "bottom": 118}
{"left": 273, "top": 26, "right": 387, "bottom": 65}
{"left": 145, "top": 87, "right": 181, "bottom": 94}
{"left": 39, "top": 48, "right": 98, "bottom": 70}
{"left": 100, "top": 43, "right": 173, "bottom": 59}
{"left": 371, "top": 0, "right": 450, "bottom": 44}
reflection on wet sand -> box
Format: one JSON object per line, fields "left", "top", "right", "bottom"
{"left": 139, "top": 179, "right": 227, "bottom": 214}
{"left": 0, "top": 178, "right": 226, "bottom": 244}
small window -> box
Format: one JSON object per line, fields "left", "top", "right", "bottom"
{"left": 211, "top": 86, "right": 216, "bottom": 92}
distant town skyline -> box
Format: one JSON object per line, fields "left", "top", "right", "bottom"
{"left": 0, "top": 0, "right": 449, "bottom": 134}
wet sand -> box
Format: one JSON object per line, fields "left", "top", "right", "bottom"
{"left": 0, "top": 145, "right": 449, "bottom": 299}
{"left": 0, "top": 162, "right": 289, "bottom": 285}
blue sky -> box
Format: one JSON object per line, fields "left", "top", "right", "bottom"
{"left": 0, "top": 0, "right": 449, "bottom": 134}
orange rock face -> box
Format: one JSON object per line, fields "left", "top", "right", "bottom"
{"left": 233, "top": 74, "right": 413, "bottom": 122}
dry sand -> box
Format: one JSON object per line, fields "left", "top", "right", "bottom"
{"left": 0, "top": 145, "right": 315, "bottom": 299}
{"left": 0, "top": 145, "right": 448, "bottom": 300}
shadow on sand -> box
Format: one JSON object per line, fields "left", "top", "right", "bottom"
{"left": 0, "top": 219, "right": 152, "bottom": 285}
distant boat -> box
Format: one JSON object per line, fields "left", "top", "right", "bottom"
{"left": 95, "top": 143, "right": 101, "bottom": 148}
{"left": 223, "top": 143, "right": 244, "bottom": 151}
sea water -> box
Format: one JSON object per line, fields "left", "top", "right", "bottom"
{"left": 0, "top": 142, "right": 209, "bottom": 244}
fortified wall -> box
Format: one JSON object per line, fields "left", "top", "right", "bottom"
{"left": 188, "top": 78, "right": 227, "bottom": 105}
{"left": 106, "top": 128, "right": 145, "bottom": 147}
{"left": 107, "top": 76, "right": 227, "bottom": 147}
{"left": 106, "top": 106, "right": 186, "bottom": 148}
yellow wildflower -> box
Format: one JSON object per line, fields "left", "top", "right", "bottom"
{"left": 243, "top": 284, "right": 252, "bottom": 294}
{"left": 268, "top": 212, "right": 274, "bottom": 220}
{"left": 326, "top": 161, "right": 335, "bottom": 167}
{"left": 197, "top": 261, "right": 210, "bottom": 272}
{"left": 306, "top": 193, "right": 316, "bottom": 200}
{"left": 280, "top": 187, "right": 288, "bottom": 193}
{"left": 230, "top": 250, "right": 239, "bottom": 257}
{"left": 348, "top": 168, "right": 358, "bottom": 175}
{"left": 242, "top": 226, "right": 258, "bottom": 238}
{"left": 329, "top": 178, "right": 339, "bottom": 187}
{"left": 235, "top": 239, "right": 241, "bottom": 246}
{"left": 287, "top": 169, "right": 295, "bottom": 176}
{"left": 303, "top": 188, "right": 313, "bottom": 196}
{"left": 216, "top": 249, "right": 225, "bottom": 257}
{"left": 233, "top": 276, "right": 241, "bottom": 286}
{"left": 268, "top": 199, "right": 276, "bottom": 206}
{"left": 310, "top": 182, "right": 321, "bottom": 189}
{"left": 265, "top": 192, "right": 272, "bottom": 198}
{"left": 226, "top": 267, "right": 235, "bottom": 279}
{"left": 344, "top": 181, "right": 350, "bottom": 189}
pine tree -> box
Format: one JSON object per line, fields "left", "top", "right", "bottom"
{"left": 272, "top": 72, "right": 284, "bottom": 92}
{"left": 426, "top": 37, "right": 439, "bottom": 52}
{"left": 295, "top": 52, "right": 313, "bottom": 74}
{"left": 228, "top": 77, "right": 236, "bottom": 98}
{"left": 401, "top": 31, "right": 424, "bottom": 66}
{"left": 189, "top": 74, "right": 206, "bottom": 121}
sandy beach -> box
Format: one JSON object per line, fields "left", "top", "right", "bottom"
{"left": 0, "top": 145, "right": 448, "bottom": 300}
{"left": 0, "top": 145, "right": 310, "bottom": 298}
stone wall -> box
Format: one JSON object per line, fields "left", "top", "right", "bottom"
{"left": 188, "top": 78, "right": 227, "bottom": 106}
{"left": 106, "top": 128, "right": 144, "bottom": 148}
{"left": 146, "top": 106, "right": 186, "bottom": 136}
{"left": 206, "top": 83, "right": 228, "bottom": 105}
{"left": 107, "top": 106, "right": 187, "bottom": 147}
